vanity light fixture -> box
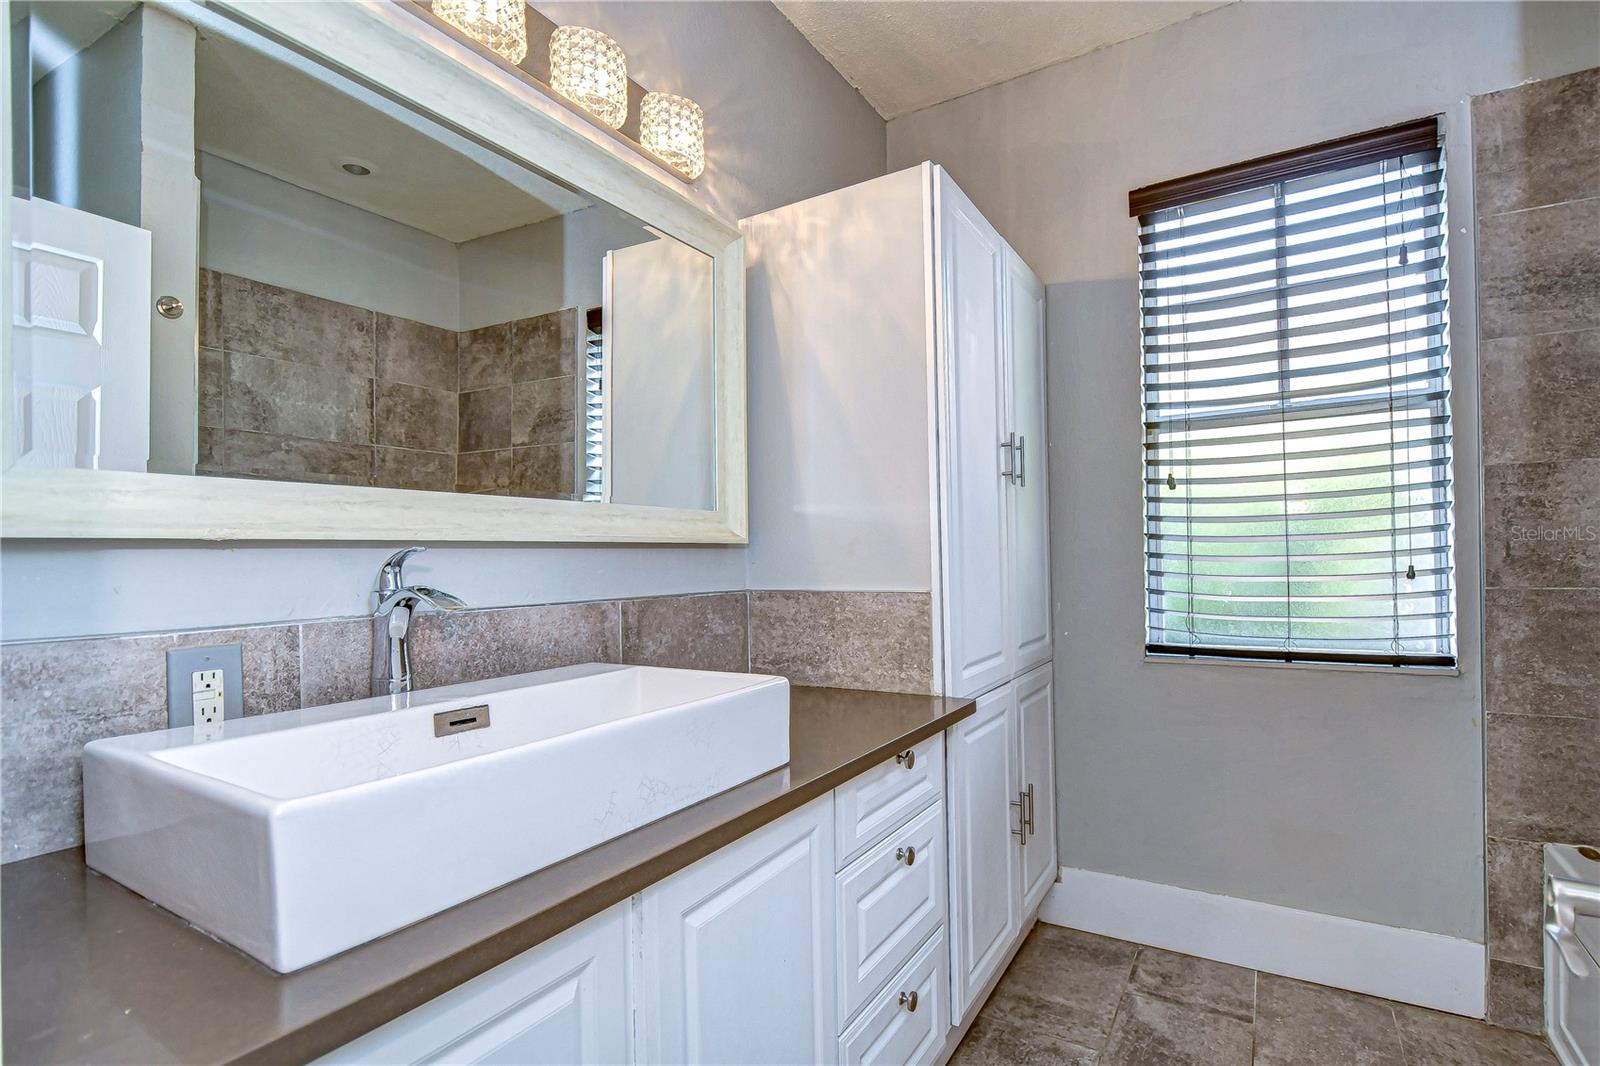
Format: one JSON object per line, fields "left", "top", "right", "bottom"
{"left": 549, "top": 26, "right": 629, "bottom": 129}
{"left": 433, "top": 0, "right": 528, "bottom": 64}
{"left": 640, "top": 91, "right": 705, "bottom": 180}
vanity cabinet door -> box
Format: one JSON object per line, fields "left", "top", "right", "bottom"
{"left": 1016, "top": 661, "right": 1057, "bottom": 915}
{"left": 945, "top": 684, "right": 1021, "bottom": 1024}
{"left": 937, "top": 170, "right": 1012, "bottom": 699}
{"left": 315, "top": 901, "right": 631, "bottom": 1066}
{"left": 1003, "top": 246, "right": 1052, "bottom": 675}
{"left": 639, "top": 795, "right": 837, "bottom": 1065}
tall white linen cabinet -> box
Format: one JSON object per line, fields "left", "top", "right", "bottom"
{"left": 745, "top": 162, "right": 1058, "bottom": 1032}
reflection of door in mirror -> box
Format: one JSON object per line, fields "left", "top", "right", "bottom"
{"left": 8, "top": 198, "right": 152, "bottom": 473}
{"left": 12, "top": 0, "right": 719, "bottom": 510}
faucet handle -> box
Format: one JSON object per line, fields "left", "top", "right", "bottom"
{"left": 378, "top": 546, "right": 427, "bottom": 595}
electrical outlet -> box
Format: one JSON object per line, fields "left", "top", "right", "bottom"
{"left": 167, "top": 645, "right": 244, "bottom": 728}
{"left": 192, "top": 668, "right": 225, "bottom": 725}
{"left": 193, "top": 669, "right": 224, "bottom": 696}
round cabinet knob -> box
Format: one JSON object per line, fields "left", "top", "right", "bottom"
{"left": 898, "top": 990, "right": 919, "bottom": 1012}
{"left": 155, "top": 295, "right": 185, "bottom": 319}
{"left": 896, "top": 845, "right": 916, "bottom": 866}
{"left": 895, "top": 749, "right": 915, "bottom": 770}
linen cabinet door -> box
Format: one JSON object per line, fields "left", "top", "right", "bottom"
{"left": 936, "top": 169, "right": 1011, "bottom": 699}
{"left": 945, "top": 684, "right": 1021, "bottom": 1024}
{"left": 1016, "top": 661, "right": 1057, "bottom": 915}
{"left": 1003, "top": 247, "right": 1052, "bottom": 674}
{"left": 315, "top": 902, "right": 632, "bottom": 1066}
{"left": 639, "top": 796, "right": 837, "bottom": 1065}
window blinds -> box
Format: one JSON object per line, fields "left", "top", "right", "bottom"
{"left": 582, "top": 316, "right": 605, "bottom": 502}
{"left": 1136, "top": 122, "right": 1455, "bottom": 667}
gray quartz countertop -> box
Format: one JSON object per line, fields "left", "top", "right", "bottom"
{"left": 1, "top": 685, "right": 974, "bottom": 1066}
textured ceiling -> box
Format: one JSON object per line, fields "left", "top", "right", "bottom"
{"left": 776, "top": 1, "right": 1233, "bottom": 120}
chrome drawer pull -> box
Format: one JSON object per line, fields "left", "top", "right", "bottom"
{"left": 898, "top": 990, "right": 919, "bottom": 1012}
{"left": 896, "top": 845, "right": 917, "bottom": 866}
{"left": 895, "top": 749, "right": 915, "bottom": 770}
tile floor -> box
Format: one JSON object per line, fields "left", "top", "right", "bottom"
{"left": 951, "top": 924, "right": 1556, "bottom": 1065}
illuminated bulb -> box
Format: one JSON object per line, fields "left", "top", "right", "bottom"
{"left": 549, "top": 26, "right": 628, "bottom": 129}
{"left": 640, "top": 91, "right": 705, "bottom": 180}
{"left": 434, "top": 0, "right": 528, "bottom": 64}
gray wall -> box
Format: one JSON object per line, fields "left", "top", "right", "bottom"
{"left": 1, "top": 0, "right": 885, "bottom": 643}
{"left": 888, "top": 0, "right": 1600, "bottom": 939}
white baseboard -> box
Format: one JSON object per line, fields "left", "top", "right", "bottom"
{"left": 1039, "top": 866, "right": 1485, "bottom": 1018}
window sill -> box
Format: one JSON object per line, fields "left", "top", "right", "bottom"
{"left": 1142, "top": 651, "right": 1460, "bottom": 678}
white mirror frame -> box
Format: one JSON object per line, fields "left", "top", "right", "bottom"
{"left": 0, "top": 0, "right": 746, "bottom": 543}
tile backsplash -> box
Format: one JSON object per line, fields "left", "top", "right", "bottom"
{"left": 197, "top": 270, "right": 582, "bottom": 498}
{"left": 0, "top": 589, "right": 930, "bottom": 864}
{"left": 749, "top": 590, "right": 935, "bottom": 695}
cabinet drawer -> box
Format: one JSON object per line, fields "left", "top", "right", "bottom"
{"left": 836, "top": 800, "right": 947, "bottom": 1024}
{"left": 839, "top": 926, "right": 949, "bottom": 1066}
{"left": 835, "top": 733, "right": 944, "bottom": 869}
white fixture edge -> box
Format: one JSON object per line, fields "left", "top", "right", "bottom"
{"left": 1038, "top": 865, "right": 1486, "bottom": 1018}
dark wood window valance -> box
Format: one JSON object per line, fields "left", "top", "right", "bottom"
{"left": 1128, "top": 117, "right": 1441, "bottom": 217}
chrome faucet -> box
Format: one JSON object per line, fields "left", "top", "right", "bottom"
{"left": 371, "top": 546, "right": 467, "bottom": 696}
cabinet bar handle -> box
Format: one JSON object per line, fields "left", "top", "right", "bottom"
{"left": 1015, "top": 434, "right": 1026, "bottom": 488}
{"left": 896, "top": 845, "right": 917, "bottom": 866}
{"left": 1023, "top": 783, "right": 1035, "bottom": 837}
{"left": 895, "top": 749, "right": 915, "bottom": 770}
{"left": 898, "top": 990, "right": 919, "bottom": 1012}
{"left": 999, "top": 435, "right": 1016, "bottom": 481}
{"left": 1011, "top": 795, "right": 1026, "bottom": 841}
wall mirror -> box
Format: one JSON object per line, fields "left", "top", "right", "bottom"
{"left": 3, "top": 0, "right": 745, "bottom": 541}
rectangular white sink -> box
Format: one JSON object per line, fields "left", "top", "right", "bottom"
{"left": 83, "top": 663, "right": 789, "bottom": 972}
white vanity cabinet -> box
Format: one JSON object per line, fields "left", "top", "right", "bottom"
{"left": 319, "top": 712, "right": 1026, "bottom": 1066}
{"left": 947, "top": 661, "right": 1058, "bottom": 1023}
{"left": 638, "top": 796, "right": 838, "bottom": 1065}
{"left": 315, "top": 901, "right": 632, "bottom": 1066}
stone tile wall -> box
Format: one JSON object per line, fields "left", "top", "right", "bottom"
{"left": 0, "top": 588, "right": 936, "bottom": 864}
{"left": 196, "top": 270, "right": 581, "bottom": 499}
{"left": 748, "top": 590, "right": 936, "bottom": 694}
{"left": 1473, "top": 65, "right": 1600, "bottom": 1033}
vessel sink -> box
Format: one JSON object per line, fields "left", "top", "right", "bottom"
{"left": 83, "top": 663, "right": 789, "bottom": 972}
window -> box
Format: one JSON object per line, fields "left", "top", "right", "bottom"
{"left": 1132, "top": 119, "right": 1455, "bottom": 667}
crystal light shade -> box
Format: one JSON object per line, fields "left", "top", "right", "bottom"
{"left": 549, "top": 26, "right": 628, "bottom": 129}
{"left": 640, "top": 91, "right": 705, "bottom": 180}
{"left": 434, "top": 0, "right": 528, "bottom": 64}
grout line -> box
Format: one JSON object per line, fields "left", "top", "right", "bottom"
{"left": 1390, "top": 1003, "right": 1410, "bottom": 1065}
{"left": 1484, "top": 707, "right": 1600, "bottom": 721}
{"left": 1094, "top": 945, "right": 1142, "bottom": 1057}
{"left": 1478, "top": 192, "right": 1600, "bottom": 221}
{"left": 1251, "top": 969, "right": 1260, "bottom": 1064}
